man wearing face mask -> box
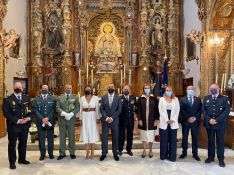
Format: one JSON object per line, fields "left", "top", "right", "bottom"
{"left": 203, "top": 83, "right": 230, "bottom": 167}
{"left": 2, "top": 82, "right": 32, "bottom": 169}
{"left": 179, "top": 85, "right": 202, "bottom": 161}
{"left": 34, "top": 85, "right": 56, "bottom": 161}
{"left": 118, "top": 85, "right": 137, "bottom": 156}
{"left": 56, "top": 84, "right": 80, "bottom": 160}
{"left": 100, "top": 83, "right": 122, "bottom": 161}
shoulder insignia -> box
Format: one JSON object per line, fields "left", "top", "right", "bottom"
{"left": 206, "top": 100, "right": 210, "bottom": 103}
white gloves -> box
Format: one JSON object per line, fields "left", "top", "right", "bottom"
{"left": 42, "top": 122, "right": 52, "bottom": 127}
{"left": 61, "top": 111, "right": 74, "bottom": 121}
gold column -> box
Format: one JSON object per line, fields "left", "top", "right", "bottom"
{"left": 0, "top": 0, "right": 8, "bottom": 137}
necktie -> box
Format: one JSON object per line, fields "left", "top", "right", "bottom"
{"left": 67, "top": 94, "right": 69, "bottom": 101}
{"left": 17, "top": 96, "right": 21, "bottom": 102}
{"left": 109, "top": 95, "right": 113, "bottom": 107}
{"left": 213, "top": 96, "right": 216, "bottom": 101}
{"left": 188, "top": 97, "right": 193, "bottom": 107}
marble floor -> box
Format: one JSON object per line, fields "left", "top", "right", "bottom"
{"left": 0, "top": 136, "right": 234, "bottom": 175}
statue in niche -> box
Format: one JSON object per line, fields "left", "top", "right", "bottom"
{"left": 46, "top": 13, "right": 64, "bottom": 52}
{"left": 2, "top": 29, "right": 21, "bottom": 58}
{"left": 150, "top": 17, "right": 163, "bottom": 52}
{"left": 150, "top": 60, "right": 162, "bottom": 97}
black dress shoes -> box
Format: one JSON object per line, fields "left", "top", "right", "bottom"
{"left": 219, "top": 160, "right": 225, "bottom": 167}
{"left": 205, "top": 158, "right": 214, "bottom": 163}
{"left": 179, "top": 154, "right": 187, "bottom": 159}
{"left": 49, "top": 154, "right": 54, "bottom": 159}
{"left": 57, "top": 155, "right": 66, "bottom": 160}
{"left": 18, "top": 160, "right": 30, "bottom": 164}
{"left": 70, "top": 155, "right": 76, "bottom": 159}
{"left": 9, "top": 164, "right": 16, "bottom": 169}
{"left": 114, "top": 155, "right": 119, "bottom": 161}
{"left": 127, "top": 151, "right": 133, "bottom": 156}
{"left": 193, "top": 155, "right": 201, "bottom": 161}
{"left": 100, "top": 155, "right": 106, "bottom": 161}
{"left": 39, "top": 155, "right": 45, "bottom": 161}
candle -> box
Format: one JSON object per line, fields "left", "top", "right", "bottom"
{"left": 224, "top": 73, "right": 227, "bottom": 89}
{"left": 221, "top": 73, "right": 224, "bottom": 93}
{"left": 91, "top": 68, "right": 94, "bottom": 86}
{"left": 123, "top": 64, "right": 126, "bottom": 84}
{"left": 120, "top": 68, "right": 123, "bottom": 85}
{"left": 215, "top": 74, "right": 218, "bottom": 83}
{"left": 93, "top": 88, "right": 95, "bottom": 94}
{"left": 86, "top": 63, "right": 89, "bottom": 84}
{"left": 129, "top": 69, "right": 132, "bottom": 85}
{"left": 118, "top": 88, "right": 120, "bottom": 94}
{"left": 78, "top": 69, "right": 81, "bottom": 85}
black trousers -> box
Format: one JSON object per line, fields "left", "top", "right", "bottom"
{"left": 206, "top": 128, "right": 225, "bottom": 161}
{"left": 118, "top": 124, "right": 134, "bottom": 152}
{"left": 8, "top": 127, "right": 29, "bottom": 165}
{"left": 181, "top": 123, "right": 198, "bottom": 156}
{"left": 37, "top": 125, "right": 54, "bottom": 156}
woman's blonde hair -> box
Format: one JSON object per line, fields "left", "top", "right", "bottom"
{"left": 163, "top": 84, "right": 175, "bottom": 99}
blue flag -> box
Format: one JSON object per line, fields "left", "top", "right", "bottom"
{"left": 160, "top": 59, "right": 168, "bottom": 96}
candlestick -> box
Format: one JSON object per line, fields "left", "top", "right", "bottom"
{"left": 224, "top": 73, "right": 227, "bottom": 89}
{"left": 215, "top": 74, "right": 218, "bottom": 83}
{"left": 123, "top": 64, "right": 126, "bottom": 84}
{"left": 221, "top": 73, "right": 224, "bottom": 93}
{"left": 86, "top": 63, "right": 89, "bottom": 84}
{"left": 129, "top": 69, "right": 132, "bottom": 85}
{"left": 118, "top": 88, "right": 120, "bottom": 94}
{"left": 120, "top": 68, "right": 123, "bottom": 85}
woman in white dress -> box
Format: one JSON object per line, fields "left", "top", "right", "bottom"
{"left": 137, "top": 85, "right": 159, "bottom": 158}
{"left": 80, "top": 85, "right": 100, "bottom": 159}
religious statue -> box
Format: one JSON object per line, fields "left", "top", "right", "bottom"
{"left": 228, "top": 74, "right": 234, "bottom": 88}
{"left": 186, "top": 29, "right": 197, "bottom": 61}
{"left": 2, "top": 29, "right": 21, "bottom": 58}
{"left": 150, "top": 60, "right": 162, "bottom": 97}
{"left": 46, "top": 15, "right": 64, "bottom": 52}
{"left": 150, "top": 17, "right": 163, "bottom": 52}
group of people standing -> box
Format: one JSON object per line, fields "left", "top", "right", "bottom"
{"left": 2, "top": 82, "right": 230, "bottom": 170}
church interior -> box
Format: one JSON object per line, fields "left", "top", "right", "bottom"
{"left": 0, "top": 0, "right": 234, "bottom": 174}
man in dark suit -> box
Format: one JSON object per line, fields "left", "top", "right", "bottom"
{"left": 179, "top": 85, "right": 202, "bottom": 161}
{"left": 100, "top": 83, "right": 122, "bottom": 161}
{"left": 118, "top": 85, "right": 136, "bottom": 156}
{"left": 203, "top": 83, "right": 230, "bottom": 167}
{"left": 2, "top": 82, "right": 32, "bottom": 169}
{"left": 34, "top": 85, "right": 56, "bottom": 161}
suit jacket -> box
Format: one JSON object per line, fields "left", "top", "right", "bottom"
{"left": 180, "top": 96, "right": 202, "bottom": 126}
{"left": 159, "top": 97, "right": 180, "bottom": 130}
{"left": 119, "top": 95, "right": 137, "bottom": 127}
{"left": 203, "top": 94, "right": 230, "bottom": 130}
{"left": 100, "top": 93, "right": 122, "bottom": 125}
{"left": 137, "top": 95, "right": 159, "bottom": 130}
{"left": 34, "top": 95, "right": 56, "bottom": 126}
{"left": 56, "top": 94, "right": 80, "bottom": 126}
{"left": 2, "top": 94, "right": 32, "bottom": 133}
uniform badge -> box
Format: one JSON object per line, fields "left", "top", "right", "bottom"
{"left": 12, "top": 101, "right": 16, "bottom": 106}
{"left": 130, "top": 100, "right": 135, "bottom": 104}
{"left": 220, "top": 108, "right": 223, "bottom": 111}
{"left": 206, "top": 100, "right": 210, "bottom": 103}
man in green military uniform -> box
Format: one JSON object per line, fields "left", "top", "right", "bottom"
{"left": 56, "top": 84, "right": 80, "bottom": 160}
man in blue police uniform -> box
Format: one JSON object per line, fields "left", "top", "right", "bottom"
{"left": 118, "top": 85, "right": 137, "bottom": 156}
{"left": 179, "top": 85, "right": 202, "bottom": 161}
{"left": 2, "top": 82, "right": 32, "bottom": 169}
{"left": 34, "top": 85, "right": 56, "bottom": 161}
{"left": 203, "top": 83, "right": 230, "bottom": 167}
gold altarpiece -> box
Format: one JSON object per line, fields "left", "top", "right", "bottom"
{"left": 28, "top": 0, "right": 183, "bottom": 96}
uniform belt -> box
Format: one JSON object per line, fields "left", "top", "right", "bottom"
{"left": 83, "top": 108, "right": 95, "bottom": 112}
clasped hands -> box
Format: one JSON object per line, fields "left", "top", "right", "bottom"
{"left": 138, "top": 120, "right": 158, "bottom": 127}
{"left": 188, "top": 116, "right": 196, "bottom": 124}
{"left": 61, "top": 111, "right": 74, "bottom": 121}
{"left": 167, "top": 120, "right": 175, "bottom": 125}
{"left": 106, "top": 116, "right": 113, "bottom": 124}
{"left": 18, "top": 117, "right": 30, "bottom": 124}
{"left": 42, "top": 117, "right": 52, "bottom": 127}
{"left": 209, "top": 118, "right": 217, "bottom": 125}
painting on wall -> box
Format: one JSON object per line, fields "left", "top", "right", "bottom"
{"left": 2, "top": 29, "right": 21, "bottom": 58}
{"left": 185, "top": 29, "right": 197, "bottom": 61}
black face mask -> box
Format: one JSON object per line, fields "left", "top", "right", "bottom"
{"left": 14, "top": 88, "right": 22, "bottom": 94}
{"left": 85, "top": 90, "right": 91, "bottom": 95}
{"left": 123, "top": 91, "right": 129, "bottom": 96}
{"left": 108, "top": 88, "right": 115, "bottom": 94}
